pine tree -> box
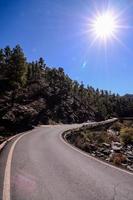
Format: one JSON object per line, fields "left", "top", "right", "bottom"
{"left": 7, "top": 45, "right": 27, "bottom": 88}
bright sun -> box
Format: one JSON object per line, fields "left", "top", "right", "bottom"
{"left": 91, "top": 12, "right": 118, "bottom": 40}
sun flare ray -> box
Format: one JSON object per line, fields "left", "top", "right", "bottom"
{"left": 90, "top": 12, "right": 118, "bottom": 40}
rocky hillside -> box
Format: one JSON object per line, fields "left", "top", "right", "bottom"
{"left": 0, "top": 45, "right": 133, "bottom": 135}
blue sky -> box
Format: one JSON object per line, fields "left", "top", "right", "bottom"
{"left": 0, "top": 0, "right": 133, "bottom": 95}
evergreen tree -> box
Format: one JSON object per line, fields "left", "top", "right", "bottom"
{"left": 6, "top": 45, "right": 27, "bottom": 88}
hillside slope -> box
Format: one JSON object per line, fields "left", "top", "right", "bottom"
{"left": 0, "top": 45, "right": 133, "bottom": 134}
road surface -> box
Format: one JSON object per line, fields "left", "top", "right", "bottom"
{"left": 0, "top": 124, "right": 133, "bottom": 200}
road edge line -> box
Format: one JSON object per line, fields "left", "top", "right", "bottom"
{"left": 2, "top": 131, "right": 31, "bottom": 200}
{"left": 60, "top": 131, "right": 133, "bottom": 176}
{"left": 0, "top": 134, "right": 22, "bottom": 152}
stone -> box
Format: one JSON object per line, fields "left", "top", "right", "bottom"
{"left": 127, "top": 165, "right": 133, "bottom": 171}
{"left": 126, "top": 151, "right": 133, "bottom": 155}
{"left": 111, "top": 142, "right": 122, "bottom": 152}
{"left": 127, "top": 155, "right": 133, "bottom": 160}
{"left": 98, "top": 147, "right": 105, "bottom": 152}
{"left": 102, "top": 149, "right": 110, "bottom": 155}
{"left": 121, "top": 163, "right": 128, "bottom": 168}
{"left": 127, "top": 145, "right": 132, "bottom": 151}
{"left": 109, "top": 152, "right": 114, "bottom": 162}
{"left": 102, "top": 143, "right": 110, "bottom": 147}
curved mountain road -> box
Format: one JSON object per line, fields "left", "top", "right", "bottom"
{"left": 0, "top": 124, "right": 133, "bottom": 200}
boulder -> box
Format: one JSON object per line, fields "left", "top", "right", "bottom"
{"left": 2, "top": 104, "right": 38, "bottom": 131}
{"left": 127, "top": 165, "right": 133, "bottom": 171}
{"left": 102, "top": 143, "right": 110, "bottom": 147}
{"left": 111, "top": 142, "right": 122, "bottom": 152}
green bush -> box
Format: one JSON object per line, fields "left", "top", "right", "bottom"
{"left": 84, "top": 130, "right": 107, "bottom": 144}
{"left": 120, "top": 127, "right": 133, "bottom": 145}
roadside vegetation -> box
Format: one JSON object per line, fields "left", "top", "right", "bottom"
{"left": 66, "top": 120, "right": 133, "bottom": 171}
{"left": 0, "top": 45, "right": 133, "bottom": 137}
{"left": 120, "top": 127, "right": 133, "bottom": 145}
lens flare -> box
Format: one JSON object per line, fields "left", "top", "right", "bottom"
{"left": 92, "top": 12, "right": 117, "bottom": 39}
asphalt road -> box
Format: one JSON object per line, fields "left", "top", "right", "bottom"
{"left": 0, "top": 124, "right": 133, "bottom": 200}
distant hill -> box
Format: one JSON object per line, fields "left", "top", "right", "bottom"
{"left": 0, "top": 45, "right": 133, "bottom": 135}
{"left": 124, "top": 94, "right": 133, "bottom": 99}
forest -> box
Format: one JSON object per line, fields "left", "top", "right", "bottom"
{"left": 0, "top": 45, "right": 133, "bottom": 134}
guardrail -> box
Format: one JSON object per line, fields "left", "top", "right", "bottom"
{"left": 82, "top": 118, "right": 118, "bottom": 129}
{"left": 62, "top": 118, "right": 118, "bottom": 141}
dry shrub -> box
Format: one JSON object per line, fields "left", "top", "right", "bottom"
{"left": 107, "top": 130, "right": 120, "bottom": 143}
{"left": 110, "top": 121, "right": 123, "bottom": 131}
{"left": 110, "top": 153, "right": 127, "bottom": 166}
{"left": 85, "top": 130, "right": 107, "bottom": 144}
{"left": 123, "top": 120, "right": 133, "bottom": 128}
{"left": 120, "top": 127, "right": 133, "bottom": 145}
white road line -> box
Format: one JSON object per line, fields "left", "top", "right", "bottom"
{"left": 2, "top": 131, "right": 31, "bottom": 200}
{"left": 60, "top": 132, "right": 133, "bottom": 176}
